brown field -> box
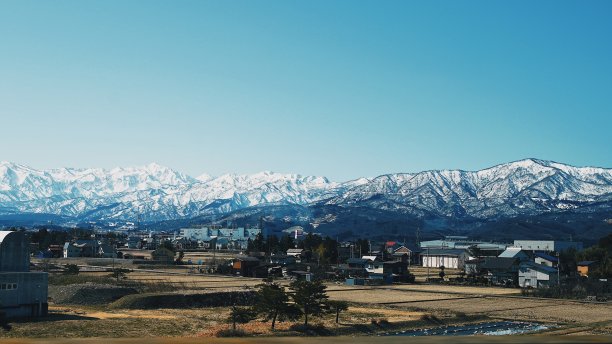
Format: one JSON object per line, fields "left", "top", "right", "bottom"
{"left": 8, "top": 260, "right": 610, "bottom": 340}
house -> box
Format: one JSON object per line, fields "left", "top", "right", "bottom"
{"left": 478, "top": 257, "right": 519, "bottom": 286}
{"left": 269, "top": 254, "right": 296, "bottom": 266}
{"left": 232, "top": 256, "right": 261, "bottom": 277}
{"left": 365, "top": 260, "right": 385, "bottom": 274}
{"left": 286, "top": 248, "right": 306, "bottom": 262}
{"left": 392, "top": 244, "right": 421, "bottom": 266}
{"left": 519, "top": 262, "right": 559, "bottom": 288}
{"left": 577, "top": 261, "right": 598, "bottom": 277}
{"left": 421, "top": 249, "right": 471, "bottom": 269}
{"left": 498, "top": 247, "right": 530, "bottom": 261}
{"left": 0, "top": 231, "right": 48, "bottom": 318}
{"left": 464, "top": 258, "right": 481, "bottom": 275}
{"left": 63, "top": 242, "right": 84, "bottom": 258}
{"left": 289, "top": 270, "right": 313, "bottom": 281}
{"left": 534, "top": 252, "right": 558, "bottom": 267}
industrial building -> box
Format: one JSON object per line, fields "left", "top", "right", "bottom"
{"left": 0, "top": 231, "right": 48, "bottom": 318}
{"left": 513, "top": 240, "right": 583, "bottom": 252}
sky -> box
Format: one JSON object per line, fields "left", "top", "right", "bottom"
{"left": 1, "top": 1, "right": 611, "bottom": 181}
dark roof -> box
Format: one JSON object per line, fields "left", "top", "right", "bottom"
{"left": 577, "top": 261, "right": 597, "bottom": 266}
{"left": 383, "top": 261, "right": 406, "bottom": 266}
{"left": 394, "top": 244, "right": 422, "bottom": 253}
{"left": 347, "top": 258, "right": 369, "bottom": 265}
{"left": 234, "top": 255, "right": 260, "bottom": 262}
{"left": 423, "top": 248, "right": 467, "bottom": 256}
{"left": 521, "top": 262, "right": 557, "bottom": 274}
{"left": 479, "top": 257, "right": 517, "bottom": 270}
{"left": 535, "top": 252, "right": 558, "bottom": 263}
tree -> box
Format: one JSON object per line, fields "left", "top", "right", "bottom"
{"left": 290, "top": 280, "right": 329, "bottom": 326}
{"left": 355, "top": 239, "right": 370, "bottom": 256}
{"left": 327, "top": 300, "right": 348, "bottom": 324}
{"left": 250, "top": 232, "right": 266, "bottom": 252}
{"left": 228, "top": 305, "right": 256, "bottom": 330}
{"left": 64, "top": 264, "right": 79, "bottom": 275}
{"left": 279, "top": 234, "right": 296, "bottom": 252}
{"left": 111, "top": 268, "right": 130, "bottom": 281}
{"left": 253, "top": 282, "right": 300, "bottom": 330}
{"left": 159, "top": 240, "right": 176, "bottom": 252}
{"left": 267, "top": 235, "right": 280, "bottom": 254}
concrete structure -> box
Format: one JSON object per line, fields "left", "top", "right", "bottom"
{"left": 0, "top": 231, "right": 48, "bottom": 318}
{"left": 421, "top": 248, "right": 471, "bottom": 269}
{"left": 513, "top": 240, "right": 583, "bottom": 252}
{"left": 519, "top": 262, "right": 559, "bottom": 288}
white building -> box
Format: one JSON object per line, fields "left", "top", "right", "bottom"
{"left": 421, "top": 249, "right": 471, "bottom": 269}
{"left": 513, "top": 240, "right": 582, "bottom": 252}
{"left": 519, "top": 262, "right": 559, "bottom": 288}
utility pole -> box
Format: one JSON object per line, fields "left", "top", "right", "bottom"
{"left": 557, "top": 251, "right": 561, "bottom": 287}
{"left": 426, "top": 246, "right": 430, "bottom": 283}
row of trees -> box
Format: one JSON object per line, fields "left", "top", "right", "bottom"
{"left": 229, "top": 280, "right": 348, "bottom": 331}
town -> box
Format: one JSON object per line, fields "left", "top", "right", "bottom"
{"left": 1, "top": 224, "right": 610, "bottom": 338}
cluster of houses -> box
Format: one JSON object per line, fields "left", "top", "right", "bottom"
{"left": 228, "top": 246, "right": 415, "bottom": 285}
{"left": 415, "top": 237, "right": 584, "bottom": 288}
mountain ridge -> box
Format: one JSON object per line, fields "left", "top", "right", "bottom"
{"left": 1, "top": 159, "right": 611, "bottom": 227}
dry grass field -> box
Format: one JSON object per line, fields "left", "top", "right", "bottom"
{"left": 10, "top": 260, "right": 610, "bottom": 340}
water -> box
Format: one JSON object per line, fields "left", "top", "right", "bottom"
{"left": 385, "top": 321, "right": 552, "bottom": 336}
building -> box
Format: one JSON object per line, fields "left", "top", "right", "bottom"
{"left": 421, "top": 236, "right": 507, "bottom": 251}
{"left": 421, "top": 249, "right": 471, "bottom": 269}
{"left": 498, "top": 247, "right": 530, "bottom": 261}
{"left": 478, "top": 257, "right": 520, "bottom": 286}
{"left": 534, "top": 252, "right": 558, "bottom": 267}
{"left": 231, "top": 256, "right": 261, "bottom": 277}
{"left": 519, "top": 262, "right": 559, "bottom": 288}
{"left": 0, "top": 231, "right": 48, "bottom": 318}
{"left": 392, "top": 244, "right": 421, "bottom": 266}
{"left": 513, "top": 240, "right": 583, "bottom": 252}
{"left": 577, "top": 261, "right": 598, "bottom": 277}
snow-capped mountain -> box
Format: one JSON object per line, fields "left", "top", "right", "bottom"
{"left": 0, "top": 161, "right": 364, "bottom": 221}
{"left": 326, "top": 158, "right": 612, "bottom": 219}
{"left": 0, "top": 159, "right": 611, "bottom": 224}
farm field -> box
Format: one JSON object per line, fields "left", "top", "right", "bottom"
{"left": 12, "top": 260, "right": 611, "bottom": 340}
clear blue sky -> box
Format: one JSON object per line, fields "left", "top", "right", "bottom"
{"left": 1, "top": 1, "right": 610, "bottom": 180}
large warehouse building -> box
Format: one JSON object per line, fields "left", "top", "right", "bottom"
{"left": 0, "top": 231, "right": 48, "bottom": 318}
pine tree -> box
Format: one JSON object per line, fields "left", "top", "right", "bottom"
{"left": 290, "top": 280, "right": 329, "bottom": 326}
{"left": 253, "top": 282, "right": 301, "bottom": 330}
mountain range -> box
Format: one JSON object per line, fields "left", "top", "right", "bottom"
{"left": 1, "top": 159, "right": 611, "bottom": 241}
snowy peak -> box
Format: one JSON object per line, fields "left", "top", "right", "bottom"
{"left": 0, "top": 159, "right": 610, "bottom": 222}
